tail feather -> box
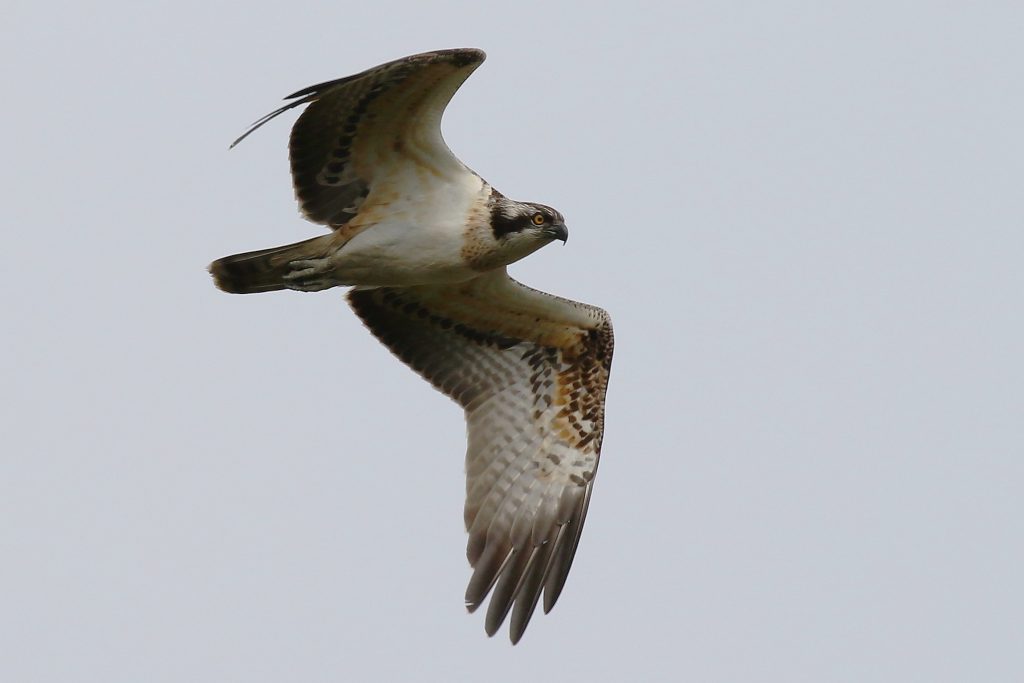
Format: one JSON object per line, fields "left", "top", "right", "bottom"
{"left": 209, "top": 234, "right": 331, "bottom": 294}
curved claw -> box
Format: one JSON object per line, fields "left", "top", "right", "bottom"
{"left": 284, "top": 258, "right": 337, "bottom": 292}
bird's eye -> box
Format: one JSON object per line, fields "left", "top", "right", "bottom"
{"left": 531, "top": 213, "right": 546, "bottom": 226}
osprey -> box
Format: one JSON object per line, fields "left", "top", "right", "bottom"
{"left": 210, "top": 48, "right": 613, "bottom": 643}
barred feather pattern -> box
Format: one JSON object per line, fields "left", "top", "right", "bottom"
{"left": 348, "top": 270, "right": 613, "bottom": 643}
{"left": 230, "top": 48, "right": 485, "bottom": 227}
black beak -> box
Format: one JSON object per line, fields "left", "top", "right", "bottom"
{"left": 545, "top": 223, "right": 569, "bottom": 244}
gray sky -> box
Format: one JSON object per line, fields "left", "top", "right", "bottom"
{"left": 3, "top": 2, "right": 1022, "bottom": 681}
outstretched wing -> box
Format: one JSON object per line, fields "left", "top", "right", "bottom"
{"left": 348, "top": 270, "right": 613, "bottom": 643}
{"left": 232, "top": 48, "right": 486, "bottom": 227}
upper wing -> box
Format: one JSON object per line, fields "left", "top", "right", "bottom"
{"left": 348, "top": 270, "right": 613, "bottom": 643}
{"left": 231, "top": 48, "right": 486, "bottom": 227}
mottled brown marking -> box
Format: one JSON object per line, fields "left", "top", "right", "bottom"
{"left": 343, "top": 255, "right": 612, "bottom": 644}
{"left": 460, "top": 187, "right": 500, "bottom": 270}
{"left": 223, "top": 50, "right": 480, "bottom": 228}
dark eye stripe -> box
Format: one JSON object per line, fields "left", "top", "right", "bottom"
{"left": 491, "top": 209, "right": 526, "bottom": 238}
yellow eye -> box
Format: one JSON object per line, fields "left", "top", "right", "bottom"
{"left": 531, "top": 213, "right": 546, "bottom": 226}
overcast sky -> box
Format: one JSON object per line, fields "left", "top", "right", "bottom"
{"left": 3, "top": 2, "right": 1022, "bottom": 681}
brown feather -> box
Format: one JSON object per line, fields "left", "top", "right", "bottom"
{"left": 348, "top": 270, "right": 613, "bottom": 642}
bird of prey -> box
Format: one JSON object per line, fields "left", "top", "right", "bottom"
{"left": 209, "top": 48, "right": 613, "bottom": 643}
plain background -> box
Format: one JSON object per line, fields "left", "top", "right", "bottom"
{"left": 3, "top": 2, "right": 1022, "bottom": 681}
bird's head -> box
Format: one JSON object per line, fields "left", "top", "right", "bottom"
{"left": 488, "top": 195, "right": 568, "bottom": 264}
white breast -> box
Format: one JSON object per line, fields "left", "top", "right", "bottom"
{"left": 330, "top": 167, "right": 487, "bottom": 286}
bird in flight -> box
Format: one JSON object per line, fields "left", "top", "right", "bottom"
{"left": 209, "top": 48, "right": 613, "bottom": 643}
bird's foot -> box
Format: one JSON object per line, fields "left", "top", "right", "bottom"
{"left": 284, "top": 258, "right": 337, "bottom": 292}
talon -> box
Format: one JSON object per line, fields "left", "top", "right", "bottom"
{"left": 284, "top": 268, "right": 315, "bottom": 281}
{"left": 285, "top": 279, "right": 333, "bottom": 292}
{"left": 284, "top": 258, "right": 329, "bottom": 281}
{"left": 282, "top": 257, "right": 338, "bottom": 291}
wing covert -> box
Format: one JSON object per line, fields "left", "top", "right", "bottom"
{"left": 348, "top": 271, "right": 613, "bottom": 643}
{"left": 231, "top": 48, "right": 485, "bottom": 227}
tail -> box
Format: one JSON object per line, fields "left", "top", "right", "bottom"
{"left": 209, "top": 234, "right": 332, "bottom": 294}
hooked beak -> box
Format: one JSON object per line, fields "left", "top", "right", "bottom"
{"left": 545, "top": 223, "right": 569, "bottom": 244}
